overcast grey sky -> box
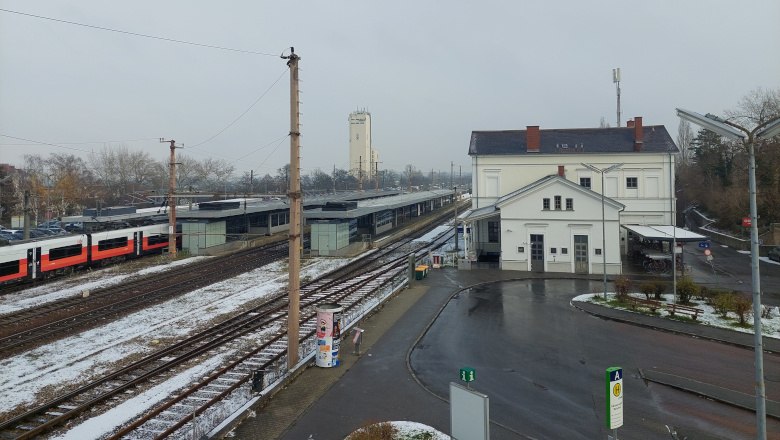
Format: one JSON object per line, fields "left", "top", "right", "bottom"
{"left": 1, "top": 1, "right": 779, "bottom": 177}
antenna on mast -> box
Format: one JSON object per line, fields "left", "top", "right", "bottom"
{"left": 613, "top": 68, "right": 621, "bottom": 127}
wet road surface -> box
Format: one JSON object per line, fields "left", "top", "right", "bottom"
{"left": 410, "top": 278, "right": 780, "bottom": 439}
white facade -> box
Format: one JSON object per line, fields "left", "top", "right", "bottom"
{"left": 471, "top": 153, "right": 675, "bottom": 227}
{"left": 465, "top": 122, "right": 678, "bottom": 274}
{"left": 493, "top": 177, "right": 623, "bottom": 273}
{"left": 348, "top": 110, "right": 379, "bottom": 178}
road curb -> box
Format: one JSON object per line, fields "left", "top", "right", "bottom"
{"left": 638, "top": 368, "right": 780, "bottom": 420}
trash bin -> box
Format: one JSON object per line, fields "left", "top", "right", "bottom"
{"left": 419, "top": 265, "right": 429, "bottom": 278}
{"left": 415, "top": 266, "right": 425, "bottom": 280}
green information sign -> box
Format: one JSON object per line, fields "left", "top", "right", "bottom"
{"left": 460, "top": 367, "right": 476, "bottom": 383}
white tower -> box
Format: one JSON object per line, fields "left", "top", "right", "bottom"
{"left": 348, "top": 110, "right": 378, "bottom": 178}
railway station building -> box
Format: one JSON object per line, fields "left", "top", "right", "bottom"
{"left": 462, "top": 117, "right": 704, "bottom": 274}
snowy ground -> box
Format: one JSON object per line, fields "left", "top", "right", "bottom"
{"left": 4, "top": 241, "right": 777, "bottom": 439}
{"left": 345, "top": 421, "right": 449, "bottom": 440}
{"left": 0, "top": 254, "right": 352, "bottom": 427}
{"left": 0, "top": 256, "right": 211, "bottom": 314}
{"left": 572, "top": 292, "right": 780, "bottom": 338}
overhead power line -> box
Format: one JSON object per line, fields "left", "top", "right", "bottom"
{"left": 253, "top": 134, "right": 290, "bottom": 172}
{"left": 188, "top": 68, "right": 289, "bottom": 149}
{"left": 0, "top": 134, "right": 92, "bottom": 153}
{"left": 0, "top": 8, "right": 280, "bottom": 56}
{"left": 230, "top": 134, "right": 291, "bottom": 164}
{"left": 0, "top": 137, "right": 158, "bottom": 146}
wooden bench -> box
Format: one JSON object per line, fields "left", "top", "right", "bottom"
{"left": 666, "top": 303, "right": 703, "bottom": 320}
{"left": 625, "top": 296, "right": 664, "bottom": 313}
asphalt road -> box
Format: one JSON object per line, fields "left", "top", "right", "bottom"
{"left": 410, "top": 278, "right": 780, "bottom": 440}
{"left": 681, "top": 241, "right": 780, "bottom": 306}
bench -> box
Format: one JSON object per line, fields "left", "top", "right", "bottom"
{"left": 666, "top": 303, "right": 703, "bottom": 320}
{"left": 625, "top": 296, "right": 664, "bottom": 313}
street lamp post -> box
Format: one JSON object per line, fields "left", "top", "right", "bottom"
{"left": 676, "top": 108, "right": 780, "bottom": 440}
{"left": 581, "top": 163, "right": 623, "bottom": 300}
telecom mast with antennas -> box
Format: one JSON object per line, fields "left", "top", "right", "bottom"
{"left": 613, "top": 68, "right": 621, "bottom": 127}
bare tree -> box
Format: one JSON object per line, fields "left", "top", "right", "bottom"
{"left": 404, "top": 164, "right": 415, "bottom": 191}
{"left": 677, "top": 119, "right": 695, "bottom": 165}
{"left": 725, "top": 87, "right": 780, "bottom": 128}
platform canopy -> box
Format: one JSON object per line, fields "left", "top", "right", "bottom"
{"left": 622, "top": 224, "right": 707, "bottom": 242}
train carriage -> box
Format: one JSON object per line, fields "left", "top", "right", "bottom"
{"left": 89, "top": 229, "right": 138, "bottom": 263}
{"left": 38, "top": 234, "right": 89, "bottom": 274}
{"left": 0, "top": 245, "right": 29, "bottom": 283}
{"left": 138, "top": 224, "right": 170, "bottom": 254}
{"left": 0, "top": 223, "right": 173, "bottom": 285}
{"left": 0, "top": 235, "right": 88, "bottom": 283}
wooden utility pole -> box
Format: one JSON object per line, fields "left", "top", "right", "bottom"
{"left": 283, "top": 47, "right": 302, "bottom": 368}
{"left": 161, "top": 139, "right": 179, "bottom": 257}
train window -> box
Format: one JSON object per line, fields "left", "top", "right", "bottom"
{"left": 147, "top": 234, "right": 169, "bottom": 246}
{"left": 0, "top": 260, "right": 20, "bottom": 276}
{"left": 98, "top": 236, "right": 128, "bottom": 251}
{"left": 50, "top": 244, "right": 83, "bottom": 261}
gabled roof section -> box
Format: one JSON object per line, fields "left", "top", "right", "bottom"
{"left": 469, "top": 126, "right": 677, "bottom": 155}
{"left": 495, "top": 175, "right": 625, "bottom": 210}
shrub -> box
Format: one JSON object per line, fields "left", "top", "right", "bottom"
{"left": 613, "top": 276, "right": 632, "bottom": 300}
{"left": 639, "top": 282, "right": 655, "bottom": 300}
{"left": 731, "top": 293, "right": 753, "bottom": 325}
{"left": 348, "top": 422, "right": 397, "bottom": 440}
{"left": 696, "top": 286, "right": 710, "bottom": 301}
{"left": 675, "top": 277, "right": 699, "bottom": 304}
{"left": 652, "top": 281, "right": 666, "bottom": 300}
{"left": 713, "top": 292, "right": 735, "bottom": 317}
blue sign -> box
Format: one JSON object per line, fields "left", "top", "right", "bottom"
{"left": 698, "top": 241, "right": 710, "bottom": 249}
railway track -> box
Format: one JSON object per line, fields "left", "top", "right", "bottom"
{"left": 0, "top": 225, "right": 451, "bottom": 439}
{"left": 0, "top": 241, "right": 291, "bottom": 354}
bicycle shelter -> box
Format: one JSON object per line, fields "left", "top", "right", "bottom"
{"left": 622, "top": 225, "right": 708, "bottom": 274}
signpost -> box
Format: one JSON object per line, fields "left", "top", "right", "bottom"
{"left": 606, "top": 367, "right": 623, "bottom": 438}
{"left": 450, "top": 382, "right": 489, "bottom": 440}
{"left": 460, "top": 367, "right": 476, "bottom": 388}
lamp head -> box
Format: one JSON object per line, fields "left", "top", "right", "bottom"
{"left": 676, "top": 108, "right": 746, "bottom": 141}
{"left": 756, "top": 117, "right": 780, "bottom": 140}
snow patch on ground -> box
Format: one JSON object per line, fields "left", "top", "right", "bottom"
{"left": 52, "top": 352, "right": 232, "bottom": 440}
{"left": 413, "top": 225, "right": 452, "bottom": 243}
{"left": 0, "top": 256, "right": 350, "bottom": 415}
{"left": 572, "top": 293, "right": 780, "bottom": 338}
{"left": 345, "top": 421, "right": 449, "bottom": 440}
{"left": 0, "top": 256, "right": 211, "bottom": 315}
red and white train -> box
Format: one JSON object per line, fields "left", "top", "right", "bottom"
{"left": 0, "top": 224, "right": 173, "bottom": 284}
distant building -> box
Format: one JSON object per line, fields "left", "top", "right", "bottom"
{"left": 348, "top": 110, "right": 379, "bottom": 179}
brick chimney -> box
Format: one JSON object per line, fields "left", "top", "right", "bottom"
{"left": 626, "top": 119, "right": 635, "bottom": 128}
{"left": 633, "top": 117, "right": 643, "bottom": 152}
{"left": 526, "top": 126, "right": 540, "bottom": 153}
{"left": 557, "top": 165, "right": 565, "bottom": 177}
